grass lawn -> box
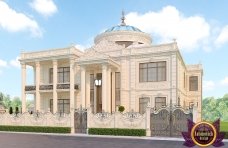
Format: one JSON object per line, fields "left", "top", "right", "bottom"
{"left": 221, "top": 122, "right": 228, "bottom": 131}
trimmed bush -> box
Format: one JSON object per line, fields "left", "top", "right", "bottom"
{"left": 118, "top": 106, "right": 125, "bottom": 113}
{"left": 15, "top": 107, "right": 19, "bottom": 114}
{"left": 222, "top": 132, "right": 228, "bottom": 139}
{"left": 9, "top": 107, "right": 13, "bottom": 114}
{"left": 89, "top": 128, "right": 145, "bottom": 136}
{"left": 0, "top": 125, "right": 70, "bottom": 133}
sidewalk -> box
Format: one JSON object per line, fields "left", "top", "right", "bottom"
{"left": 1, "top": 131, "right": 228, "bottom": 142}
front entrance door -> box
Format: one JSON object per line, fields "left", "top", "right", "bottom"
{"left": 97, "top": 86, "right": 102, "bottom": 113}
{"left": 95, "top": 73, "right": 102, "bottom": 113}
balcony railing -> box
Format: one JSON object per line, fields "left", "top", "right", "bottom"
{"left": 39, "top": 85, "right": 53, "bottom": 90}
{"left": 25, "top": 85, "right": 36, "bottom": 91}
{"left": 25, "top": 84, "right": 79, "bottom": 91}
{"left": 57, "top": 84, "right": 79, "bottom": 90}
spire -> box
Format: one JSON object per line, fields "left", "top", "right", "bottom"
{"left": 121, "top": 10, "right": 126, "bottom": 26}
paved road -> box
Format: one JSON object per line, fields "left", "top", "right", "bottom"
{"left": 0, "top": 133, "right": 227, "bottom": 148}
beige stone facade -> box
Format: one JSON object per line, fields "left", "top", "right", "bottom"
{"left": 19, "top": 20, "right": 203, "bottom": 121}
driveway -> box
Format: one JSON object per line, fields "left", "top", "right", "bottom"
{"left": 0, "top": 132, "right": 227, "bottom": 148}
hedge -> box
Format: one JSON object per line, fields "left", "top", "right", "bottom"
{"left": 88, "top": 128, "right": 146, "bottom": 136}
{"left": 0, "top": 125, "right": 70, "bottom": 133}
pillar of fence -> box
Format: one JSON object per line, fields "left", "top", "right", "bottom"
{"left": 87, "top": 107, "right": 91, "bottom": 134}
{"left": 70, "top": 108, "right": 75, "bottom": 133}
{"left": 146, "top": 107, "right": 151, "bottom": 136}
{"left": 193, "top": 106, "right": 198, "bottom": 123}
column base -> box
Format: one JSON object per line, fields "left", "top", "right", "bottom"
{"left": 146, "top": 129, "right": 151, "bottom": 137}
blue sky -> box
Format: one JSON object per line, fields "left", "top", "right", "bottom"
{"left": 0, "top": 0, "right": 228, "bottom": 99}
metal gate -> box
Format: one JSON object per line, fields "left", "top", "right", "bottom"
{"left": 74, "top": 106, "right": 87, "bottom": 133}
{"left": 150, "top": 106, "right": 192, "bottom": 137}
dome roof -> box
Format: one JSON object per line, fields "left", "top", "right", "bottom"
{"left": 105, "top": 25, "right": 142, "bottom": 33}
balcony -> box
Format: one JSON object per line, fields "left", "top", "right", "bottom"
{"left": 39, "top": 85, "right": 53, "bottom": 90}
{"left": 25, "top": 85, "right": 36, "bottom": 91}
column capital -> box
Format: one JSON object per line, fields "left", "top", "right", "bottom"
{"left": 35, "top": 61, "right": 40, "bottom": 66}
{"left": 69, "top": 57, "right": 75, "bottom": 62}
{"left": 52, "top": 59, "right": 58, "bottom": 64}
{"left": 102, "top": 64, "right": 107, "bottom": 70}
{"left": 80, "top": 65, "right": 85, "bottom": 71}
{"left": 21, "top": 63, "right": 26, "bottom": 69}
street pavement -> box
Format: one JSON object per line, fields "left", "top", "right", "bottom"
{"left": 0, "top": 132, "right": 228, "bottom": 148}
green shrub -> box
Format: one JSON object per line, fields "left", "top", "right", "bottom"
{"left": 224, "top": 132, "right": 228, "bottom": 139}
{"left": 118, "top": 106, "right": 125, "bottom": 113}
{"left": 221, "top": 122, "right": 228, "bottom": 132}
{"left": 9, "top": 107, "right": 13, "bottom": 114}
{"left": 88, "top": 128, "right": 145, "bottom": 136}
{"left": 0, "top": 125, "right": 70, "bottom": 133}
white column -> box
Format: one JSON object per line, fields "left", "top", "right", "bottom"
{"left": 111, "top": 72, "right": 115, "bottom": 112}
{"left": 86, "top": 72, "right": 90, "bottom": 108}
{"left": 70, "top": 59, "right": 75, "bottom": 133}
{"left": 70, "top": 59, "right": 75, "bottom": 110}
{"left": 21, "top": 63, "right": 26, "bottom": 113}
{"left": 35, "top": 61, "right": 40, "bottom": 111}
{"left": 107, "top": 67, "right": 111, "bottom": 112}
{"left": 53, "top": 60, "right": 58, "bottom": 113}
{"left": 80, "top": 66, "right": 86, "bottom": 108}
{"left": 94, "top": 72, "right": 97, "bottom": 113}
{"left": 102, "top": 64, "right": 107, "bottom": 112}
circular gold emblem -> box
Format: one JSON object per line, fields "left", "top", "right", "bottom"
{"left": 191, "top": 121, "right": 217, "bottom": 147}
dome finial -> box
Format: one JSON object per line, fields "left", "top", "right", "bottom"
{"left": 121, "top": 10, "right": 126, "bottom": 26}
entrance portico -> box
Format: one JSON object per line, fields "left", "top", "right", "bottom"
{"left": 78, "top": 57, "right": 120, "bottom": 113}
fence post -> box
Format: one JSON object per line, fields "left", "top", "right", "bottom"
{"left": 146, "top": 107, "right": 151, "bottom": 136}
{"left": 70, "top": 108, "right": 75, "bottom": 134}
{"left": 193, "top": 106, "right": 198, "bottom": 123}
{"left": 87, "top": 107, "right": 91, "bottom": 134}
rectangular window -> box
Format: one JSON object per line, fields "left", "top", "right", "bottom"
{"left": 49, "top": 68, "right": 53, "bottom": 83}
{"left": 115, "top": 72, "right": 121, "bottom": 107}
{"left": 90, "top": 74, "right": 94, "bottom": 111}
{"left": 139, "top": 61, "right": 166, "bottom": 82}
{"left": 50, "top": 67, "right": 70, "bottom": 84}
{"left": 50, "top": 99, "right": 70, "bottom": 113}
{"left": 139, "top": 97, "right": 149, "bottom": 114}
{"left": 155, "top": 97, "right": 166, "bottom": 109}
{"left": 189, "top": 76, "right": 198, "bottom": 91}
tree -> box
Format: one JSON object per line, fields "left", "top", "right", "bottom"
{"left": 202, "top": 94, "right": 228, "bottom": 121}
{"left": 11, "top": 97, "right": 21, "bottom": 109}
{"left": 2, "top": 94, "right": 12, "bottom": 109}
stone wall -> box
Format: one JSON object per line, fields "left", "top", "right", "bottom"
{"left": 87, "top": 108, "right": 147, "bottom": 129}
{"left": 0, "top": 112, "right": 71, "bottom": 127}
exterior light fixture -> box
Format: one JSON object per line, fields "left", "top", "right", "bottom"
{"left": 94, "top": 79, "right": 102, "bottom": 86}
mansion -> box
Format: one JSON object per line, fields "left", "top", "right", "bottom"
{"left": 19, "top": 16, "right": 203, "bottom": 121}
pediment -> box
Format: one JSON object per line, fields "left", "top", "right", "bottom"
{"left": 79, "top": 49, "right": 110, "bottom": 61}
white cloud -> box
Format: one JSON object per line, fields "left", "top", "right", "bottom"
{"left": 203, "top": 80, "right": 215, "bottom": 91}
{"left": 215, "top": 26, "right": 228, "bottom": 47}
{"left": 125, "top": 6, "right": 210, "bottom": 51}
{"left": 9, "top": 56, "right": 20, "bottom": 68}
{"left": 0, "top": 59, "right": 7, "bottom": 67}
{"left": 0, "top": 1, "right": 42, "bottom": 37}
{"left": 75, "top": 44, "right": 89, "bottom": 52}
{"left": 30, "top": 0, "right": 57, "bottom": 17}
{"left": 221, "top": 77, "right": 228, "bottom": 86}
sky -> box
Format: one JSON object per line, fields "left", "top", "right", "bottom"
{"left": 0, "top": 0, "right": 228, "bottom": 99}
